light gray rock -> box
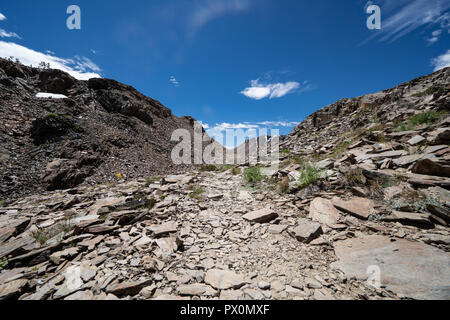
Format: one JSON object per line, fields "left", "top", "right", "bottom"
{"left": 205, "top": 269, "right": 246, "bottom": 290}
{"left": 332, "top": 234, "right": 450, "bottom": 300}
{"left": 243, "top": 208, "right": 279, "bottom": 223}
{"left": 290, "top": 219, "right": 323, "bottom": 244}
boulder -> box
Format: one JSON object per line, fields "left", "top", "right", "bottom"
{"left": 289, "top": 219, "right": 323, "bottom": 244}
{"left": 308, "top": 198, "right": 341, "bottom": 227}
{"left": 332, "top": 234, "right": 450, "bottom": 300}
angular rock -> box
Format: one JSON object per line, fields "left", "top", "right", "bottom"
{"left": 0, "top": 279, "right": 28, "bottom": 300}
{"left": 308, "top": 197, "right": 341, "bottom": 227}
{"left": 178, "top": 284, "right": 218, "bottom": 297}
{"left": 106, "top": 279, "right": 152, "bottom": 297}
{"left": 407, "top": 135, "right": 425, "bottom": 145}
{"left": 412, "top": 159, "right": 450, "bottom": 178}
{"left": 242, "top": 208, "right": 279, "bottom": 223}
{"left": 205, "top": 269, "right": 246, "bottom": 290}
{"left": 387, "top": 211, "right": 434, "bottom": 229}
{"left": 332, "top": 197, "right": 374, "bottom": 220}
{"left": 64, "top": 290, "right": 94, "bottom": 300}
{"left": 290, "top": 219, "right": 323, "bottom": 244}
{"left": 332, "top": 234, "right": 450, "bottom": 300}
{"left": 149, "top": 222, "right": 178, "bottom": 237}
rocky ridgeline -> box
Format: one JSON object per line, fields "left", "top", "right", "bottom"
{"left": 0, "top": 58, "right": 215, "bottom": 199}
{"left": 0, "top": 66, "right": 449, "bottom": 300}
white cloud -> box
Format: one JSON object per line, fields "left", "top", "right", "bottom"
{"left": 0, "top": 13, "right": 6, "bottom": 21}
{"left": 0, "top": 28, "right": 20, "bottom": 39}
{"left": 426, "top": 29, "right": 443, "bottom": 44}
{"left": 0, "top": 41, "right": 101, "bottom": 80}
{"left": 431, "top": 49, "right": 450, "bottom": 71}
{"left": 241, "top": 79, "right": 300, "bottom": 100}
{"left": 257, "top": 121, "right": 300, "bottom": 127}
{"left": 169, "top": 76, "right": 180, "bottom": 87}
{"left": 362, "top": 0, "right": 450, "bottom": 44}
{"left": 200, "top": 119, "right": 298, "bottom": 149}
{"left": 189, "top": 0, "right": 251, "bottom": 37}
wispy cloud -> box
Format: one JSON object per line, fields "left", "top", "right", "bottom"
{"left": 189, "top": 0, "right": 251, "bottom": 38}
{"left": 241, "top": 79, "right": 301, "bottom": 100}
{"left": 0, "top": 41, "right": 101, "bottom": 80}
{"left": 362, "top": 0, "right": 450, "bottom": 44}
{"left": 169, "top": 76, "right": 180, "bottom": 87}
{"left": 426, "top": 29, "right": 443, "bottom": 44}
{"left": 0, "top": 29, "right": 20, "bottom": 39}
{"left": 431, "top": 49, "right": 450, "bottom": 71}
{"left": 0, "top": 12, "right": 21, "bottom": 39}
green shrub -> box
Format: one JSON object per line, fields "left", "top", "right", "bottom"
{"left": 409, "top": 111, "right": 445, "bottom": 126}
{"left": 413, "top": 85, "right": 446, "bottom": 98}
{"left": 297, "top": 165, "right": 321, "bottom": 189}
{"left": 277, "top": 178, "right": 290, "bottom": 194}
{"left": 395, "top": 111, "right": 446, "bottom": 131}
{"left": 0, "top": 258, "right": 7, "bottom": 270}
{"left": 243, "top": 166, "right": 265, "bottom": 184}
{"left": 189, "top": 187, "right": 205, "bottom": 201}
{"left": 231, "top": 167, "right": 241, "bottom": 175}
{"left": 200, "top": 164, "right": 218, "bottom": 172}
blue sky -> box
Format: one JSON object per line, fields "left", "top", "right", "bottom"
{"left": 0, "top": 0, "right": 449, "bottom": 147}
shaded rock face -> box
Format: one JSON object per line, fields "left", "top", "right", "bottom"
{"left": 0, "top": 58, "right": 216, "bottom": 199}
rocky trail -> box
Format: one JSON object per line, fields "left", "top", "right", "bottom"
{"left": 1, "top": 163, "right": 449, "bottom": 300}
{"left": 1, "top": 61, "right": 450, "bottom": 300}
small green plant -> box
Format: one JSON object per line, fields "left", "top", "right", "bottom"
{"left": 231, "top": 167, "right": 241, "bottom": 175}
{"left": 409, "top": 111, "right": 446, "bottom": 126}
{"left": 32, "top": 229, "right": 51, "bottom": 246}
{"left": 145, "top": 176, "right": 161, "bottom": 185}
{"left": 0, "top": 200, "right": 6, "bottom": 208}
{"left": 395, "top": 110, "right": 447, "bottom": 131}
{"left": 140, "top": 197, "right": 157, "bottom": 209}
{"left": 413, "top": 85, "right": 446, "bottom": 98}
{"left": 243, "top": 166, "right": 265, "bottom": 184}
{"left": 0, "top": 258, "right": 7, "bottom": 270}
{"left": 46, "top": 113, "right": 58, "bottom": 119}
{"left": 217, "top": 165, "right": 233, "bottom": 173}
{"left": 345, "top": 169, "right": 365, "bottom": 186}
{"left": 281, "top": 149, "right": 291, "bottom": 155}
{"left": 297, "top": 165, "right": 321, "bottom": 189}
{"left": 329, "top": 139, "right": 354, "bottom": 159}
{"left": 276, "top": 177, "right": 290, "bottom": 194}
{"left": 292, "top": 156, "right": 307, "bottom": 166}
{"left": 189, "top": 187, "right": 205, "bottom": 201}
{"left": 200, "top": 164, "right": 218, "bottom": 172}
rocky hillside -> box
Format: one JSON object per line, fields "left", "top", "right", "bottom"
{"left": 0, "top": 58, "right": 215, "bottom": 199}
{"left": 0, "top": 67, "right": 449, "bottom": 301}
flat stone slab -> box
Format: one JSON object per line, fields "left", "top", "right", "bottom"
{"left": 205, "top": 269, "right": 246, "bottom": 290}
{"left": 332, "top": 197, "right": 374, "bottom": 220}
{"left": 242, "top": 208, "right": 279, "bottom": 223}
{"left": 332, "top": 234, "right": 450, "bottom": 300}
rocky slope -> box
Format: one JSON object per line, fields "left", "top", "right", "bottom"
{"left": 0, "top": 66, "right": 449, "bottom": 300}
{"left": 0, "top": 58, "right": 215, "bottom": 200}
